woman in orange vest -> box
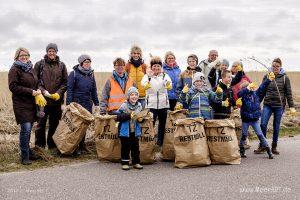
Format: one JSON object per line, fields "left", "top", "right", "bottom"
{"left": 125, "top": 45, "right": 148, "bottom": 108}
{"left": 100, "top": 58, "right": 134, "bottom": 115}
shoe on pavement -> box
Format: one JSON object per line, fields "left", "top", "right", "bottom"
{"left": 133, "top": 164, "right": 143, "bottom": 169}
{"left": 122, "top": 165, "right": 130, "bottom": 170}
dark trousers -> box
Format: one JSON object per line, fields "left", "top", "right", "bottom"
{"left": 35, "top": 105, "right": 62, "bottom": 149}
{"left": 120, "top": 132, "right": 140, "bottom": 165}
{"left": 169, "top": 99, "right": 177, "bottom": 111}
{"left": 150, "top": 108, "right": 168, "bottom": 146}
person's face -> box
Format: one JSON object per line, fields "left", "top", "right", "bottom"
{"left": 166, "top": 55, "right": 176, "bottom": 65}
{"left": 208, "top": 51, "right": 218, "bottom": 62}
{"left": 231, "top": 64, "right": 238, "bottom": 74}
{"left": 82, "top": 60, "right": 91, "bottom": 69}
{"left": 47, "top": 49, "right": 57, "bottom": 60}
{"left": 131, "top": 51, "right": 141, "bottom": 61}
{"left": 194, "top": 80, "right": 204, "bottom": 89}
{"left": 151, "top": 64, "right": 162, "bottom": 75}
{"left": 187, "top": 57, "right": 197, "bottom": 68}
{"left": 222, "top": 73, "right": 232, "bottom": 85}
{"left": 114, "top": 64, "right": 125, "bottom": 76}
{"left": 220, "top": 63, "right": 228, "bottom": 71}
{"left": 18, "top": 51, "right": 30, "bottom": 63}
{"left": 129, "top": 92, "right": 139, "bottom": 104}
{"left": 272, "top": 62, "right": 281, "bottom": 75}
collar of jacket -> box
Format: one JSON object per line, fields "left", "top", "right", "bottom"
{"left": 162, "top": 63, "right": 179, "bottom": 70}
{"left": 44, "top": 54, "right": 60, "bottom": 64}
{"left": 112, "top": 70, "right": 128, "bottom": 81}
{"left": 218, "top": 80, "right": 229, "bottom": 90}
{"left": 73, "top": 64, "right": 94, "bottom": 76}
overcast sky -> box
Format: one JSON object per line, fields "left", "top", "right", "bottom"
{"left": 0, "top": 0, "right": 300, "bottom": 72}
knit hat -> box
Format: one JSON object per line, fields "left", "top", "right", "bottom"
{"left": 126, "top": 87, "right": 139, "bottom": 99}
{"left": 221, "top": 59, "right": 229, "bottom": 67}
{"left": 192, "top": 72, "right": 205, "bottom": 85}
{"left": 78, "top": 54, "right": 92, "bottom": 64}
{"left": 46, "top": 43, "right": 58, "bottom": 52}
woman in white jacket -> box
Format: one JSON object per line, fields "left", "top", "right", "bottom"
{"left": 141, "top": 56, "right": 172, "bottom": 147}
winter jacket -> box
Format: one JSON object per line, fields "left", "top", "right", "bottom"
{"left": 141, "top": 72, "right": 172, "bottom": 109}
{"left": 34, "top": 55, "right": 68, "bottom": 105}
{"left": 232, "top": 73, "right": 252, "bottom": 101}
{"left": 238, "top": 79, "right": 271, "bottom": 122}
{"left": 125, "top": 62, "right": 147, "bottom": 98}
{"left": 208, "top": 68, "right": 243, "bottom": 89}
{"left": 100, "top": 71, "right": 134, "bottom": 114}
{"left": 163, "top": 63, "right": 181, "bottom": 99}
{"left": 66, "top": 65, "right": 99, "bottom": 113}
{"left": 116, "top": 101, "right": 143, "bottom": 137}
{"left": 211, "top": 81, "right": 235, "bottom": 119}
{"left": 8, "top": 63, "right": 38, "bottom": 124}
{"left": 263, "top": 68, "right": 294, "bottom": 108}
{"left": 179, "top": 86, "right": 223, "bottom": 119}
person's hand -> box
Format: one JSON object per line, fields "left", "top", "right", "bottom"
{"left": 268, "top": 72, "right": 275, "bottom": 81}
{"left": 222, "top": 98, "right": 230, "bottom": 107}
{"left": 131, "top": 111, "right": 136, "bottom": 119}
{"left": 236, "top": 98, "right": 242, "bottom": 107}
{"left": 146, "top": 67, "right": 154, "bottom": 77}
{"left": 287, "top": 107, "right": 297, "bottom": 116}
{"left": 35, "top": 94, "right": 47, "bottom": 107}
{"left": 174, "top": 103, "right": 183, "bottom": 110}
{"left": 165, "top": 81, "right": 172, "bottom": 90}
{"left": 182, "top": 84, "right": 189, "bottom": 94}
{"left": 236, "top": 65, "right": 243, "bottom": 72}
{"left": 215, "top": 85, "right": 223, "bottom": 94}
{"left": 144, "top": 82, "right": 151, "bottom": 90}
{"left": 94, "top": 106, "right": 100, "bottom": 114}
{"left": 137, "top": 117, "right": 143, "bottom": 122}
{"left": 247, "top": 82, "right": 257, "bottom": 91}
{"left": 50, "top": 93, "right": 60, "bottom": 101}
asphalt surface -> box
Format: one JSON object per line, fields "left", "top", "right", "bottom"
{"left": 0, "top": 136, "right": 299, "bottom": 200}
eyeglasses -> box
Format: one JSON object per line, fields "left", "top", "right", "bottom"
{"left": 19, "top": 54, "right": 29, "bottom": 58}
{"left": 167, "top": 57, "right": 175, "bottom": 60}
{"left": 83, "top": 60, "right": 91, "bottom": 64}
{"left": 272, "top": 65, "right": 281, "bottom": 68}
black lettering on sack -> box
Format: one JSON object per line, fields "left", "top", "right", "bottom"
{"left": 98, "top": 133, "right": 118, "bottom": 140}
{"left": 141, "top": 127, "right": 149, "bottom": 135}
{"left": 217, "top": 127, "right": 226, "bottom": 135}
{"left": 186, "top": 123, "right": 197, "bottom": 133}
{"left": 178, "top": 132, "right": 204, "bottom": 142}
{"left": 63, "top": 115, "right": 75, "bottom": 132}
{"left": 140, "top": 135, "right": 155, "bottom": 142}
{"left": 207, "top": 135, "right": 233, "bottom": 142}
{"left": 103, "top": 125, "right": 111, "bottom": 133}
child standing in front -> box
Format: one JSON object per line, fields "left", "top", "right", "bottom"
{"left": 237, "top": 72, "right": 275, "bottom": 159}
{"left": 116, "top": 87, "right": 143, "bottom": 170}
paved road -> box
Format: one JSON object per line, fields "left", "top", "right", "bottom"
{"left": 1, "top": 136, "right": 299, "bottom": 200}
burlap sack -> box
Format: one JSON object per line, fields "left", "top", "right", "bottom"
{"left": 205, "top": 119, "right": 241, "bottom": 165}
{"left": 94, "top": 114, "right": 120, "bottom": 162}
{"left": 136, "top": 110, "right": 156, "bottom": 164}
{"left": 174, "top": 118, "right": 211, "bottom": 168}
{"left": 53, "top": 102, "right": 94, "bottom": 154}
{"left": 162, "top": 109, "right": 188, "bottom": 161}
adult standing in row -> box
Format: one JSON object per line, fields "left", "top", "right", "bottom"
{"left": 34, "top": 43, "right": 68, "bottom": 151}
{"left": 163, "top": 51, "right": 181, "bottom": 111}
{"left": 125, "top": 46, "right": 148, "bottom": 108}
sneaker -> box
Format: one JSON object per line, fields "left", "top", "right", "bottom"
{"left": 122, "top": 165, "right": 130, "bottom": 170}
{"left": 133, "top": 164, "right": 143, "bottom": 169}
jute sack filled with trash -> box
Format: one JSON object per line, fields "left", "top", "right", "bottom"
{"left": 205, "top": 119, "right": 241, "bottom": 165}
{"left": 135, "top": 110, "right": 156, "bottom": 164}
{"left": 94, "top": 114, "right": 120, "bottom": 162}
{"left": 53, "top": 102, "right": 94, "bottom": 154}
{"left": 162, "top": 109, "right": 188, "bottom": 161}
{"left": 174, "top": 118, "right": 211, "bottom": 168}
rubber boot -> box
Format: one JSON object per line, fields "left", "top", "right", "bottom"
{"left": 239, "top": 145, "right": 246, "bottom": 158}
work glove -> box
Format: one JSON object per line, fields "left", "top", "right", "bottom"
{"left": 236, "top": 65, "right": 243, "bottom": 72}
{"left": 236, "top": 98, "right": 243, "bottom": 107}
{"left": 174, "top": 103, "right": 183, "bottom": 111}
{"left": 144, "top": 82, "right": 151, "bottom": 90}
{"left": 51, "top": 93, "right": 60, "bottom": 101}
{"left": 182, "top": 84, "right": 189, "bottom": 94}
{"left": 268, "top": 72, "right": 275, "bottom": 81}
{"left": 287, "top": 107, "right": 297, "bottom": 116}
{"left": 247, "top": 82, "right": 257, "bottom": 91}
{"left": 165, "top": 81, "right": 172, "bottom": 90}
{"left": 32, "top": 89, "right": 41, "bottom": 96}
{"left": 215, "top": 85, "right": 223, "bottom": 94}
{"left": 222, "top": 98, "right": 230, "bottom": 107}
{"left": 35, "top": 94, "right": 47, "bottom": 107}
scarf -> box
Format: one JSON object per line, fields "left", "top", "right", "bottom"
{"left": 130, "top": 58, "right": 143, "bottom": 68}
{"left": 164, "top": 62, "right": 178, "bottom": 68}
{"left": 78, "top": 65, "right": 93, "bottom": 75}
{"left": 44, "top": 54, "right": 60, "bottom": 65}
{"left": 113, "top": 70, "right": 127, "bottom": 90}
{"left": 14, "top": 61, "right": 33, "bottom": 72}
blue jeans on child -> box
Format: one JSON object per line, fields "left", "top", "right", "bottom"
{"left": 20, "top": 122, "right": 33, "bottom": 160}
{"left": 240, "top": 120, "right": 268, "bottom": 147}
{"left": 260, "top": 105, "right": 284, "bottom": 145}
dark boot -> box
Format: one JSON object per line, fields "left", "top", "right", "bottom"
{"left": 265, "top": 147, "right": 274, "bottom": 159}
{"left": 254, "top": 144, "right": 266, "bottom": 154}
{"left": 239, "top": 146, "right": 246, "bottom": 158}
{"left": 272, "top": 143, "right": 280, "bottom": 155}
{"left": 20, "top": 154, "right": 32, "bottom": 165}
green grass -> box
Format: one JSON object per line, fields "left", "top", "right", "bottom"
{"left": 248, "top": 127, "right": 300, "bottom": 140}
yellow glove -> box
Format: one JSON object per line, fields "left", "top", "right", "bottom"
{"left": 174, "top": 103, "right": 183, "bottom": 111}
{"left": 144, "top": 82, "right": 151, "bottom": 90}
{"left": 222, "top": 98, "right": 230, "bottom": 107}
{"left": 165, "top": 81, "right": 172, "bottom": 90}
{"left": 215, "top": 85, "right": 223, "bottom": 94}
{"left": 51, "top": 93, "right": 60, "bottom": 101}
{"left": 268, "top": 72, "right": 275, "bottom": 81}
{"left": 35, "top": 94, "right": 47, "bottom": 107}
{"left": 137, "top": 117, "right": 143, "bottom": 122}
{"left": 247, "top": 82, "right": 257, "bottom": 91}
{"left": 236, "top": 65, "right": 243, "bottom": 72}
{"left": 236, "top": 98, "right": 242, "bottom": 107}
{"left": 287, "top": 107, "right": 297, "bottom": 116}
{"left": 131, "top": 111, "right": 136, "bottom": 119}
{"left": 182, "top": 84, "right": 189, "bottom": 94}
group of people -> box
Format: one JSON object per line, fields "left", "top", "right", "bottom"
{"left": 8, "top": 44, "right": 296, "bottom": 170}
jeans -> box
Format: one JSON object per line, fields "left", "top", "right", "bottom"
{"left": 120, "top": 132, "right": 140, "bottom": 165}
{"left": 20, "top": 122, "right": 33, "bottom": 160}
{"left": 260, "top": 105, "right": 284, "bottom": 145}
{"left": 240, "top": 120, "right": 268, "bottom": 147}
{"left": 150, "top": 108, "right": 168, "bottom": 146}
